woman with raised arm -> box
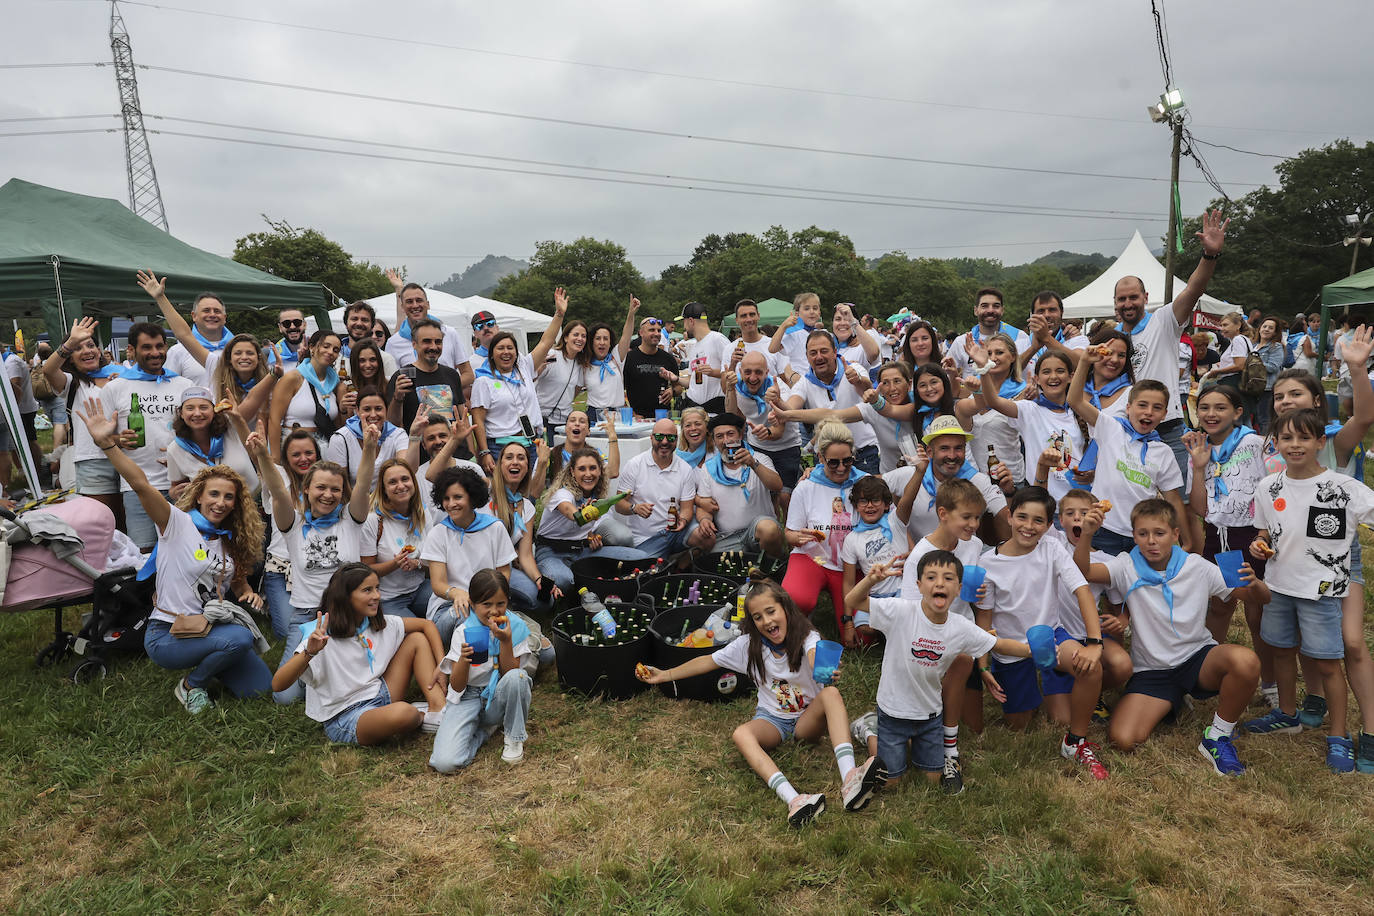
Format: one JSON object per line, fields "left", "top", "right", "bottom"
{"left": 258, "top": 428, "right": 321, "bottom": 640}
{"left": 953, "top": 332, "right": 1027, "bottom": 487}
{"left": 488, "top": 439, "right": 560, "bottom": 613}
{"left": 267, "top": 329, "right": 345, "bottom": 461}
{"left": 43, "top": 318, "right": 124, "bottom": 521}
{"left": 469, "top": 331, "right": 543, "bottom": 477}
{"left": 535, "top": 290, "right": 588, "bottom": 432}
{"left": 74, "top": 397, "right": 269, "bottom": 714}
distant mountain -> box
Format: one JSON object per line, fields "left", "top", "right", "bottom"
{"left": 433, "top": 255, "right": 528, "bottom": 297}
{"left": 1030, "top": 250, "right": 1113, "bottom": 271}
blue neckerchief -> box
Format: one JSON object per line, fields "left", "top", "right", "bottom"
{"left": 235, "top": 374, "right": 258, "bottom": 392}
{"left": 190, "top": 325, "right": 233, "bottom": 352}
{"left": 378, "top": 506, "right": 421, "bottom": 539}
{"left": 1124, "top": 545, "right": 1188, "bottom": 635}
{"left": 591, "top": 354, "right": 617, "bottom": 382}
{"left": 398, "top": 314, "right": 442, "bottom": 342}
{"left": 1207, "top": 425, "right": 1256, "bottom": 499}
{"left": 922, "top": 460, "right": 977, "bottom": 508}
{"left": 505, "top": 487, "right": 528, "bottom": 540}
{"left": 441, "top": 511, "right": 499, "bottom": 543}
{"left": 852, "top": 511, "right": 893, "bottom": 544}
{"left": 1072, "top": 440, "right": 1098, "bottom": 490}
{"left": 705, "top": 451, "right": 752, "bottom": 500}
{"left": 807, "top": 464, "right": 866, "bottom": 490}
{"left": 805, "top": 362, "right": 845, "bottom": 400}
{"left": 971, "top": 321, "right": 1024, "bottom": 344}
{"left": 736, "top": 376, "right": 772, "bottom": 413}
{"left": 475, "top": 359, "right": 523, "bottom": 387}
{"left": 1084, "top": 373, "right": 1129, "bottom": 409}
{"left": 355, "top": 617, "right": 376, "bottom": 672}
{"left": 560, "top": 448, "right": 572, "bottom": 465}
{"left": 676, "top": 442, "right": 707, "bottom": 466}
{"left": 267, "top": 339, "right": 301, "bottom": 366}
{"left": 914, "top": 403, "right": 938, "bottom": 438}
{"left": 298, "top": 360, "right": 339, "bottom": 399}
{"left": 118, "top": 365, "right": 179, "bottom": 384}
{"left": 344, "top": 415, "right": 399, "bottom": 442}
{"left": 175, "top": 434, "right": 224, "bottom": 465}
{"left": 1034, "top": 393, "right": 1069, "bottom": 412}
{"left": 86, "top": 364, "right": 123, "bottom": 379}
{"left": 784, "top": 320, "right": 819, "bottom": 336}
{"left": 137, "top": 509, "right": 230, "bottom": 581}
{"left": 339, "top": 342, "right": 351, "bottom": 360}
{"left": 468, "top": 615, "right": 532, "bottom": 704}
{"left": 997, "top": 376, "right": 1028, "bottom": 399}
{"left": 1117, "top": 311, "right": 1151, "bottom": 336}
{"left": 474, "top": 345, "right": 489, "bottom": 359}
{"left": 1114, "top": 415, "right": 1161, "bottom": 464}
{"left": 302, "top": 505, "right": 343, "bottom": 534}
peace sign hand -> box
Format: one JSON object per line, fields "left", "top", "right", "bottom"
{"left": 305, "top": 612, "right": 329, "bottom": 655}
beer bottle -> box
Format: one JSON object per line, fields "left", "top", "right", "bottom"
{"left": 128, "top": 394, "right": 146, "bottom": 448}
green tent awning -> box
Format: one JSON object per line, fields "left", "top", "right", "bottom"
{"left": 721, "top": 296, "right": 794, "bottom": 332}
{"left": 0, "top": 178, "right": 331, "bottom": 337}
{"left": 1322, "top": 266, "right": 1374, "bottom": 308}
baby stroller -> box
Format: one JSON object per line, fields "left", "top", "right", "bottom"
{"left": 1, "top": 494, "right": 139, "bottom": 683}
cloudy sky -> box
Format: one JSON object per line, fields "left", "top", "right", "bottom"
{"left": 4, "top": 0, "right": 1370, "bottom": 285}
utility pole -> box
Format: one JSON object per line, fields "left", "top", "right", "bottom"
{"left": 110, "top": 1, "right": 168, "bottom": 230}
{"left": 1163, "top": 117, "right": 1182, "bottom": 304}
{"left": 1347, "top": 213, "right": 1372, "bottom": 276}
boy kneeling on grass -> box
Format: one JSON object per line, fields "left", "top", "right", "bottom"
{"left": 846, "top": 550, "right": 1030, "bottom": 795}
{"left": 1073, "top": 499, "right": 1268, "bottom": 775}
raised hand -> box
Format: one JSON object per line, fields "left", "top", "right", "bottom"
{"left": 245, "top": 419, "right": 269, "bottom": 457}
{"left": 554, "top": 286, "right": 569, "bottom": 316}
{"left": 1182, "top": 430, "right": 1211, "bottom": 469}
{"left": 1342, "top": 324, "right": 1374, "bottom": 367}
{"left": 135, "top": 269, "right": 167, "bottom": 301}
{"left": 967, "top": 340, "right": 989, "bottom": 368}
{"left": 305, "top": 612, "right": 329, "bottom": 655}
{"left": 721, "top": 368, "right": 738, "bottom": 390}
{"left": 1196, "top": 208, "right": 1229, "bottom": 256}
{"left": 362, "top": 421, "right": 380, "bottom": 451}
{"left": 409, "top": 403, "right": 431, "bottom": 437}
{"left": 74, "top": 396, "right": 118, "bottom": 447}
{"left": 628, "top": 295, "right": 640, "bottom": 315}
{"left": 65, "top": 317, "right": 98, "bottom": 349}
{"left": 1028, "top": 313, "right": 1050, "bottom": 342}
{"left": 385, "top": 268, "right": 405, "bottom": 293}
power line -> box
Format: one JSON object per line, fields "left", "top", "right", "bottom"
{"left": 134, "top": 62, "right": 1259, "bottom": 188}
{"left": 0, "top": 62, "right": 106, "bottom": 69}
{"left": 145, "top": 113, "right": 1164, "bottom": 219}
{"left": 0, "top": 128, "right": 118, "bottom": 138}
{"left": 0, "top": 114, "right": 118, "bottom": 123}
{"left": 1189, "top": 137, "right": 1290, "bottom": 160}
{"left": 146, "top": 126, "right": 1170, "bottom": 222}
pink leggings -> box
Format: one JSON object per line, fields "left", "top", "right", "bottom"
{"left": 782, "top": 555, "right": 847, "bottom": 631}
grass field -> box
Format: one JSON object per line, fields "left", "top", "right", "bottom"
{"left": 2, "top": 581, "right": 1373, "bottom": 915}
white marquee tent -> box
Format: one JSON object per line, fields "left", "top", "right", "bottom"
{"left": 1061, "top": 230, "right": 1232, "bottom": 322}
{"left": 325, "top": 289, "right": 553, "bottom": 352}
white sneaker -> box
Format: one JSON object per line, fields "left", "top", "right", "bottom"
{"left": 502, "top": 736, "right": 524, "bottom": 764}
{"left": 850, "top": 710, "right": 878, "bottom": 746}
{"left": 786, "top": 792, "right": 825, "bottom": 828}
{"left": 174, "top": 678, "right": 213, "bottom": 715}
{"left": 411, "top": 701, "right": 444, "bottom": 734}
{"left": 841, "top": 756, "right": 888, "bottom": 811}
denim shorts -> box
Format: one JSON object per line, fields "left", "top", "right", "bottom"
{"left": 753, "top": 707, "right": 798, "bottom": 742}
{"left": 992, "top": 629, "right": 1076, "bottom": 715}
{"left": 714, "top": 518, "right": 768, "bottom": 554}
{"left": 1123, "top": 645, "right": 1218, "bottom": 712}
{"left": 1261, "top": 592, "right": 1345, "bottom": 659}
{"left": 1350, "top": 537, "right": 1364, "bottom": 587}
{"left": 757, "top": 445, "right": 802, "bottom": 491}
{"left": 323, "top": 680, "right": 392, "bottom": 745}
{"left": 876, "top": 707, "right": 942, "bottom": 778}
{"left": 1091, "top": 526, "right": 1136, "bottom": 557}
{"left": 75, "top": 458, "right": 121, "bottom": 496}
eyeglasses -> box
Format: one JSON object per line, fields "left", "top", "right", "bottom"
{"left": 280, "top": 319, "right": 304, "bottom": 329}
{"left": 854, "top": 496, "right": 886, "bottom": 505}
{"left": 825, "top": 456, "right": 855, "bottom": 469}
{"left": 473, "top": 319, "right": 497, "bottom": 331}
{"left": 651, "top": 433, "right": 677, "bottom": 443}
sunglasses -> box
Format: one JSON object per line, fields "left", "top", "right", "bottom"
{"left": 280, "top": 319, "right": 304, "bottom": 329}
{"left": 642, "top": 319, "right": 663, "bottom": 328}
{"left": 473, "top": 319, "right": 497, "bottom": 331}
{"left": 825, "top": 456, "right": 855, "bottom": 469}
{"left": 651, "top": 433, "right": 677, "bottom": 443}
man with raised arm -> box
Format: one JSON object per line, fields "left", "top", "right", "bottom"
{"left": 160, "top": 292, "right": 230, "bottom": 386}
{"left": 382, "top": 269, "right": 475, "bottom": 392}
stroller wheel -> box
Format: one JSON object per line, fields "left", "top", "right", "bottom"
{"left": 35, "top": 640, "right": 71, "bottom": 668}
{"left": 70, "top": 658, "right": 108, "bottom": 684}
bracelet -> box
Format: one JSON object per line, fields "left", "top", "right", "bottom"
{"left": 872, "top": 394, "right": 887, "bottom": 410}
{"left": 305, "top": 649, "right": 318, "bottom": 658}
{"left": 979, "top": 666, "right": 992, "bottom": 673}
{"left": 408, "top": 434, "right": 421, "bottom": 441}
{"left": 972, "top": 361, "right": 994, "bottom": 377}
{"left": 57, "top": 344, "right": 73, "bottom": 358}
{"left": 1201, "top": 250, "right": 1220, "bottom": 261}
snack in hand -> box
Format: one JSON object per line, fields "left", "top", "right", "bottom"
{"left": 1253, "top": 540, "right": 1275, "bottom": 558}
{"left": 397, "top": 544, "right": 416, "bottom": 557}
{"left": 214, "top": 398, "right": 233, "bottom": 413}
{"left": 1094, "top": 500, "right": 1113, "bottom": 513}
{"left": 635, "top": 662, "right": 650, "bottom": 679}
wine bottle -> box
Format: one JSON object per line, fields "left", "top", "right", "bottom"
{"left": 574, "top": 490, "right": 631, "bottom": 525}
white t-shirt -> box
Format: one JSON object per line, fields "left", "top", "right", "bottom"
{"left": 856, "top": 401, "right": 918, "bottom": 474}
{"left": 711, "top": 629, "right": 821, "bottom": 719}
{"left": 1053, "top": 546, "right": 1122, "bottom": 638}
{"left": 901, "top": 534, "right": 985, "bottom": 621}
{"left": 536, "top": 487, "right": 619, "bottom": 541}
{"left": 385, "top": 321, "right": 472, "bottom": 371}
{"left": 1184, "top": 432, "right": 1267, "bottom": 528}
{"left": 976, "top": 536, "right": 1087, "bottom": 663}
{"left": 1121, "top": 307, "right": 1183, "bottom": 423}
{"left": 869, "top": 597, "right": 996, "bottom": 720}
{"left": 786, "top": 475, "right": 861, "bottom": 570}
{"left": 788, "top": 371, "right": 878, "bottom": 450}
{"left": 685, "top": 330, "right": 731, "bottom": 404}
{"left": 969, "top": 407, "right": 1025, "bottom": 485}
{"left": 151, "top": 506, "right": 234, "bottom": 624}
{"left": 1011, "top": 401, "right": 1084, "bottom": 500}
{"left": 883, "top": 465, "right": 1006, "bottom": 545}
{"left": 1105, "top": 552, "right": 1229, "bottom": 671}
{"left": 440, "top": 620, "right": 533, "bottom": 700}
{"left": 839, "top": 511, "right": 910, "bottom": 597}
{"left": 470, "top": 373, "right": 544, "bottom": 438}
{"left": 775, "top": 325, "right": 819, "bottom": 374}
{"left": 360, "top": 509, "right": 433, "bottom": 599}
{"left": 1253, "top": 468, "right": 1374, "bottom": 599}
{"left": 738, "top": 336, "right": 792, "bottom": 378}
{"left": 1090, "top": 413, "right": 1185, "bottom": 536}
{"left": 296, "top": 615, "right": 406, "bottom": 722}
{"left": 56, "top": 373, "right": 108, "bottom": 462}
{"left": 947, "top": 324, "right": 1033, "bottom": 373}
{"left": 100, "top": 374, "right": 195, "bottom": 490}
{"left": 582, "top": 353, "right": 625, "bottom": 410}
{"left": 4, "top": 352, "right": 38, "bottom": 413}
{"left": 616, "top": 451, "right": 698, "bottom": 544}
{"left": 695, "top": 454, "right": 778, "bottom": 537}
{"left": 165, "top": 341, "right": 223, "bottom": 387}
{"left": 283, "top": 513, "right": 364, "bottom": 611}
{"left": 419, "top": 519, "right": 517, "bottom": 616}
{"left": 1217, "top": 333, "right": 1252, "bottom": 382}
{"left": 323, "top": 426, "right": 410, "bottom": 491}
{"left": 732, "top": 378, "right": 800, "bottom": 450}
{"left": 165, "top": 430, "right": 260, "bottom": 496}
{"left": 835, "top": 332, "right": 877, "bottom": 373}
{"left": 535, "top": 350, "right": 584, "bottom": 423}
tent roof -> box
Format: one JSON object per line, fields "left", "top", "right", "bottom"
{"left": 0, "top": 178, "right": 330, "bottom": 316}
{"left": 1322, "top": 266, "right": 1374, "bottom": 308}
{"left": 721, "top": 296, "right": 793, "bottom": 332}
{"left": 1060, "top": 230, "right": 1231, "bottom": 320}
{"left": 336, "top": 288, "right": 552, "bottom": 336}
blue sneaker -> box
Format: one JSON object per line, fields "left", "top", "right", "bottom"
{"left": 1358, "top": 734, "right": 1374, "bottom": 775}
{"left": 1326, "top": 735, "right": 1356, "bottom": 774}
{"left": 1198, "top": 734, "right": 1246, "bottom": 776}
{"left": 1242, "top": 709, "right": 1301, "bottom": 735}
{"left": 1298, "top": 694, "right": 1328, "bottom": 730}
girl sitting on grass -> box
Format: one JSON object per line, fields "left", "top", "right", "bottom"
{"left": 636, "top": 574, "right": 886, "bottom": 828}
{"left": 271, "top": 563, "right": 449, "bottom": 745}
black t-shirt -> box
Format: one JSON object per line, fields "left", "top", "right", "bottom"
{"left": 623, "top": 346, "right": 680, "bottom": 417}
{"left": 385, "top": 363, "right": 465, "bottom": 430}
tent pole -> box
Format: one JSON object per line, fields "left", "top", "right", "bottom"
{"left": 49, "top": 256, "right": 68, "bottom": 331}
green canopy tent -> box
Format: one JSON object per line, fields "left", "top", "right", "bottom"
{"left": 719, "top": 297, "right": 793, "bottom": 333}
{"left": 0, "top": 178, "right": 333, "bottom": 343}
{"left": 1316, "top": 266, "right": 1374, "bottom": 365}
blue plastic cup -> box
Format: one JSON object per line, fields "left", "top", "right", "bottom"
{"left": 619, "top": 407, "right": 634, "bottom": 425}
{"left": 1026, "top": 624, "right": 1057, "bottom": 671}
{"left": 813, "top": 639, "right": 843, "bottom": 685}
{"left": 465, "top": 624, "right": 490, "bottom": 666}
{"left": 655, "top": 408, "right": 669, "bottom": 420}
{"left": 1216, "top": 550, "right": 1247, "bottom": 588}
{"left": 959, "top": 565, "right": 987, "bottom": 603}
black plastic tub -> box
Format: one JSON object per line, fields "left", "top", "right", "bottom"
{"left": 648, "top": 605, "right": 753, "bottom": 702}
{"left": 638, "top": 573, "right": 739, "bottom": 612}
{"left": 692, "top": 549, "right": 786, "bottom": 583}
{"left": 569, "top": 555, "right": 659, "bottom": 604}
{"left": 550, "top": 607, "right": 653, "bottom": 700}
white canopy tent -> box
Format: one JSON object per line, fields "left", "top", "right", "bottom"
{"left": 1061, "top": 231, "right": 1232, "bottom": 322}
{"left": 325, "top": 288, "right": 553, "bottom": 353}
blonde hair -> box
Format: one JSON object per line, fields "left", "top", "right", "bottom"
{"left": 987, "top": 332, "right": 1023, "bottom": 383}
{"left": 209, "top": 333, "right": 268, "bottom": 407}
{"left": 1223, "top": 311, "right": 1257, "bottom": 342}
{"left": 175, "top": 466, "right": 265, "bottom": 576}
{"left": 550, "top": 446, "right": 607, "bottom": 501}
{"left": 677, "top": 407, "right": 711, "bottom": 453}
{"left": 814, "top": 418, "right": 854, "bottom": 458}
{"left": 368, "top": 457, "right": 426, "bottom": 535}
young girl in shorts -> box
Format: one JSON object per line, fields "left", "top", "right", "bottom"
{"left": 272, "top": 563, "right": 448, "bottom": 744}
{"left": 637, "top": 574, "right": 886, "bottom": 828}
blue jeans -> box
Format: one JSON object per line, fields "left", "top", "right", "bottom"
{"left": 508, "top": 568, "right": 541, "bottom": 612}
{"left": 123, "top": 488, "right": 169, "bottom": 550}
{"left": 533, "top": 543, "right": 647, "bottom": 594}
{"left": 145, "top": 619, "right": 272, "bottom": 698}
{"left": 429, "top": 671, "right": 533, "bottom": 772}
{"left": 632, "top": 519, "right": 700, "bottom": 559}
{"left": 273, "top": 606, "right": 317, "bottom": 705}
{"left": 758, "top": 444, "right": 802, "bottom": 491}
{"left": 853, "top": 443, "right": 880, "bottom": 476}
{"left": 381, "top": 583, "right": 429, "bottom": 618}
{"left": 263, "top": 569, "right": 292, "bottom": 640}
{"left": 1157, "top": 419, "right": 1189, "bottom": 492}
{"left": 1091, "top": 526, "right": 1136, "bottom": 556}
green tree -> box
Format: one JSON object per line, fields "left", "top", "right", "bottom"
{"left": 1001, "top": 264, "right": 1076, "bottom": 328}
{"left": 492, "top": 237, "right": 643, "bottom": 329}
{"left": 866, "top": 253, "right": 971, "bottom": 331}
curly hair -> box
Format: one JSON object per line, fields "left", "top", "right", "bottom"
{"left": 175, "top": 465, "right": 264, "bottom": 577}
{"left": 431, "top": 464, "right": 489, "bottom": 512}
{"left": 549, "top": 446, "right": 607, "bottom": 502}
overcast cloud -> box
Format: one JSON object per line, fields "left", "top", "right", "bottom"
{"left": 4, "top": 0, "right": 1371, "bottom": 285}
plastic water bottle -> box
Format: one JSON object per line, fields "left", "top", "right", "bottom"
{"left": 713, "top": 621, "right": 739, "bottom": 645}
{"left": 703, "top": 612, "right": 727, "bottom": 638}
{"left": 578, "top": 587, "right": 617, "bottom": 639}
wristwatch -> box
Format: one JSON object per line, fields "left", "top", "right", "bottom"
{"left": 1082, "top": 637, "right": 1103, "bottom": 646}
{"left": 840, "top": 614, "right": 855, "bottom": 624}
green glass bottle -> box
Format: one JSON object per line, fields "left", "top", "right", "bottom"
{"left": 127, "top": 394, "right": 146, "bottom": 448}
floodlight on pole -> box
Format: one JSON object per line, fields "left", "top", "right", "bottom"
{"left": 1148, "top": 86, "right": 1187, "bottom": 302}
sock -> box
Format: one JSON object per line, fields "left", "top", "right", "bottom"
{"left": 768, "top": 771, "right": 798, "bottom": 804}
{"left": 1064, "top": 732, "right": 1085, "bottom": 748}
{"left": 1261, "top": 682, "right": 1278, "bottom": 704}
{"left": 1205, "top": 714, "right": 1236, "bottom": 741}
{"left": 833, "top": 742, "right": 857, "bottom": 779}
{"left": 943, "top": 725, "right": 959, "bottom": 759}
